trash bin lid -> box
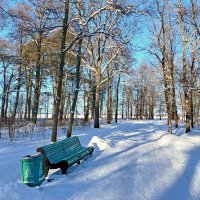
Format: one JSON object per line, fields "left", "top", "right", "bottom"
{"left": 31, "top": 153, "right": 42, "bottom": 157}
{"left": 21, "top": 153, "right": 43, "bottom": 160}
{"left": 21, "top": 155, "right": 32, "bottom": 160}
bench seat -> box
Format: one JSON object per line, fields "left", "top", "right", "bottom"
{"left": 37, "top": 136, "right": 94, "bottom": 176}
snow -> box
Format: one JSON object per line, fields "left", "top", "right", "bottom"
{"left": 88, "top": 136, "right": 111, "bottom": 150}
{"left": 0, "top": 120, "right": 200, "bottom": 200}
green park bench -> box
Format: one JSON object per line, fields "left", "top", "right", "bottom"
{"left": 37, "top": 136, "right": 94, "bottom": 177}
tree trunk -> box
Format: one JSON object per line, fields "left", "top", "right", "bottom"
{"left": 169, "top": 47, "right": 178, "bottom": 128}
{"left": 84, "top": 91, "right": 90, "bottom": 123}
{"left": 115, "top": 76, "right": 120, "bottom": 123}
{"left": 90, "top": 84, "right": 96, "bottom": 120}
{"left": 107, "top": 76, "right": 112, "bottom": 124}
{"left": 58, "top": 75, "right": 67, "bottom": 126}
{"left": 5, "top": 93, "right": 9, "bottom": 118}
{"left": 131, "top": 103, "right": 133, "bottom": 119}
{"left": 51, "top": 0, "right": 69, "bottom": 142}
{"left": 67, "top": 38, "right": 82, "bottom": 137}
{"left": 12, "top": 33, "right": 23, "bottom": 121}
{"left": 4, "top": 71, "right": 13, "bottom": 118}
{"left": 100, "top": 89, "right": 104, "bottom": 119}
{"left": 27, "top": 68, "right": 33, "bottom": 120}
{"left": 32, "top": 32, "right": 42, "bottom": 124}
{"left": 24, "top": 67, "right": 29, "bottom": 119}
{"left": 190, "top": 47, "right": 195, "bottom": 128}
{"left": 52, "top": 62, "right": 58, "bottom": 122}
{"left": 171, "top": 71, "right": 178, "bottom": 128}
{"left": 1, "top": 93, "right": 5, "bottom": 118}
{"left": 183, "top": 53, "right": 190, "bottom": 133}
{"left": 162, "top": 58, "right": 173, "bottom": 134}
{"left": 1, "top": 64, "right": 7, "bottom": 118}
{"left": 164, "top": 84, "right": 173, "bottom": 134}
{"left": 94, "top": 70, "right": 101, "bottom": 128}
{"left": 122, "top": 88, "right": 125, "bottom": 119}
{"left": 177, "top": 4, "right": 190, "bottom": 133}
{"left": 190, "top": 90, "right": 194, "bottom": 128}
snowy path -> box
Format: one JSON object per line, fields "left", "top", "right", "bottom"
{"left": 0, "top": 120, "right": 200, "bottom": 200}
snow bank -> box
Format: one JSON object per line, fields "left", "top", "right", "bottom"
{"left": 88, "top": 136, "right": 111, "bottom": 151}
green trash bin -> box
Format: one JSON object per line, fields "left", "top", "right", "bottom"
{"left": 20, "top": 153, "right": 45, "bottom": 187}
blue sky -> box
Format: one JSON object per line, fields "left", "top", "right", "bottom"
{"left": 1, "top": 0, "right": 191, "bottom": 67}
{"left": 1, "top": 0, "right": 151, "bottom": 66}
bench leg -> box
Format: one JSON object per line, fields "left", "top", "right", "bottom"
{"left": 89, "top": 147, "right": 94, "bottom": 155}
{"left": 77, "top": 161, "right": 81, "bottom": 165}
{"left": 48, "top": 161, "right": 68, "bottom": 175}
{"left": 44, "top": 159, "right": 50, "bottom": 177}
{"left": 59, "top": 161, "right": 68, "bottom": 175}
{"left": 61, "top": 166, "right": 68, "bottom": 174}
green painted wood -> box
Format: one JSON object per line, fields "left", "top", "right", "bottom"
{"left": 38, "top": 136, "right": 93, "bottom": 166}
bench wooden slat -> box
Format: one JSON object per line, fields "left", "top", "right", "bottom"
{"left": 37, "top": 136, "right": 94, "bottom": 176}
{"left": 67, "top": 150, "right": 91, "bottom": 166}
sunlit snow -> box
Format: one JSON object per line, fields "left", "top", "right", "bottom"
{"left": 0, "top": 120, "right": 200, "bottom": 200}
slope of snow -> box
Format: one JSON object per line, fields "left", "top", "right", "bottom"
{"left": 0, "top": 120, "right": 200, "bottom": 200}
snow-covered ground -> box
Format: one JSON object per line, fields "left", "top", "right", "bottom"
{"left": 0, "top": 120, "right": 200, "bottom": 200}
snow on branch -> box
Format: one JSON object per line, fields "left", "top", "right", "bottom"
{"left": 101, "top": 48, "right": 120, "bottom": 75}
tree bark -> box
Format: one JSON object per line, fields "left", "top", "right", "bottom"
{"left": 67, "top": 38, "right": 82, "bottom": 137}
{"left": 27, "top": 68, "right": 33, "bottom": 120}
{"left": 51, "top": 0, "right": 69, "bottom": 142}
{"left": 32, "top": 32, "right": 42, "bottom": 123}
{"left": 52, "top": 62, "right": 58, "bottom": 121}
{"left": 177, "top": 2, "right": 190, "bottom": 133}
{"left": 115, "top": 76, "right": 120, "bottom": 123}
{"left": 58, "top": 73, "right": 67, "bottom": 126}
{"left": 90, "top": 84, "right": 96, "bottom": 120}
{"left": 94, "top": 70, "right": 101, "bottom": 128}
{"left": 190, "top": 46, "right": 195, "bottom": 128}
{"left": 107, "top": 75, "right": 112, "bottom": 124}
{"left": 1, "top": 64, "right": 6, "bottom": 118}
{"left": 24, "top": 66, "right": 29, "bottom": 119}
{"left": 183, "top": 47, "right": 190, "bottom": 133}
{"left": 12, "top": 32, "right": 23, "bottom": 121}
{"left": 169, "top": 51, "right": 178, "bottom": 128}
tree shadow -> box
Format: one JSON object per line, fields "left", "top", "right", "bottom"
{"left": 76, "top": 120, "right": 168, "bottom": 146}
{"left": 38, "top": 120, "right": 200, "bottom": 200}
{"left": 156, "top": 145, "right": 200, "bottom": 200}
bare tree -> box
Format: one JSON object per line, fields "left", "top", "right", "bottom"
{"left": 147, "top": 0, "right": 175, "bottom": 134}
{"left": 115, "top": 75, "right": 121, "bottom": 123}
{"left": 51, "top": 0, "right": 69, "bottom": 142}
{"left": 52, "top": 0, "right": 123, "bottom": 140}
{"left": 176, "top": 0, "right": 191, "bottom": 132}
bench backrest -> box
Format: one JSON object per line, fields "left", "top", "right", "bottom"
{"left": 40, "top": 136, "right": 82, "bottom": 164}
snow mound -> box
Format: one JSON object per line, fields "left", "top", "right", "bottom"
{"left": 88, "top": 136, "right": 111, "bottom": 151}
